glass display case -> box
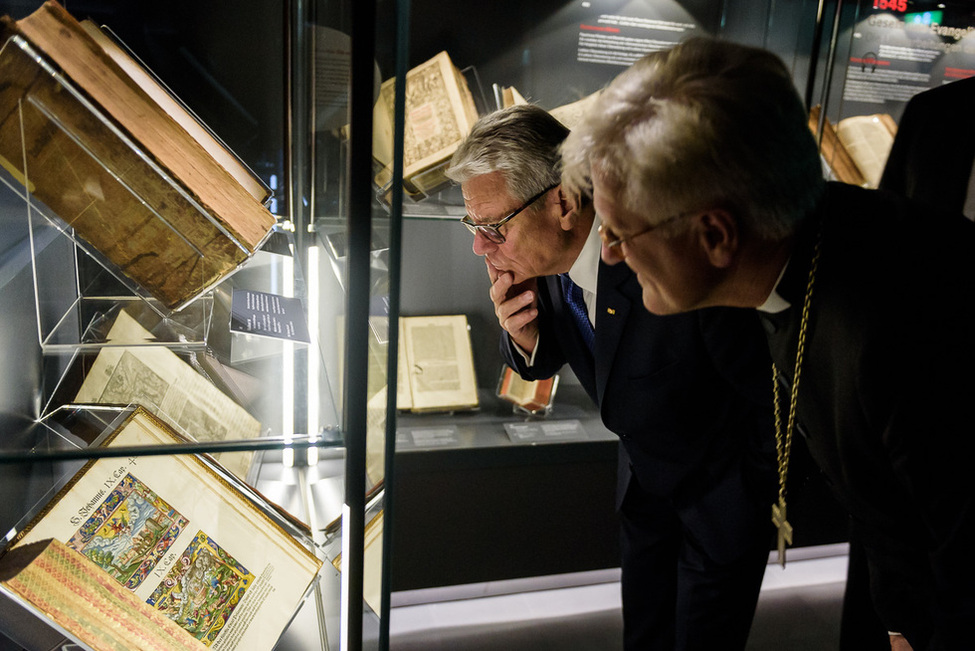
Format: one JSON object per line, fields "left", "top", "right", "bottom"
{"left": 0, "top": 0, "right": 404, "bottom": 649}
{"left": 808, "top": 0, "right": 975, "bottom": 188}
{"left": 3, "top": 0, "right": 973, "bottom": 648}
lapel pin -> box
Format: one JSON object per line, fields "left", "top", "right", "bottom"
{"left": 606, "top": 308, "right": 616, "bottom": 315}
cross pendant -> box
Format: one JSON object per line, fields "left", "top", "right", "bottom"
{"left": 771, "top": 498, "right": 793, "bottom": 568}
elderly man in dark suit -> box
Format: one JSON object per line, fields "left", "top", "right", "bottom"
{"left": 446, "top": 104, "right": 776, "bottom": 651}
{"left": 562, "top": 37, "right": 975, "bottom": 651}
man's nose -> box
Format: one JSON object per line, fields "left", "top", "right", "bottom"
{"left": 472, "top": 231, "right": 498, "bottom": 256}
{"left": 601, "top": 241, "right": 625, "bottom": 265}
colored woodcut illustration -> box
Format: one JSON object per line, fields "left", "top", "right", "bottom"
{"left": 6, "top": 407, "right": 322, "bottom": 651}
{"left": 66, "top": 473, "right": 189, "bottom": 590}
{"left": 148, "top": 531, "right": 255, "bottom": 646}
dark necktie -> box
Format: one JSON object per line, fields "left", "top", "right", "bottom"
{"left": 560, "top": 273, "right": 595, "bottom": 353}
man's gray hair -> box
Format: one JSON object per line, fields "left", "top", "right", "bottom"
{"left": 447, "top": 104, "right": 568, "bottom": 203}
{"left": 561, "top": 37, "right": 825, "bottom": 240}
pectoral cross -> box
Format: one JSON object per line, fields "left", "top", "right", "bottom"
{"left": 771, "top": 497, "right": 793, "bottom": 568}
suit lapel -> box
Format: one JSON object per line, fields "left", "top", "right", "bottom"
{"left": 594, "top": 261, "right": 639, "bottom": 404}
{"left": 544, "top": 274, "right": 596, "bottom": 388}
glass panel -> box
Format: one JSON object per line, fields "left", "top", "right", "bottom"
{"left": 810, "top": 0, "right": 975, "bottom": 189}
{"left": 0, "top": 0, "right": 400, "bottom": 648}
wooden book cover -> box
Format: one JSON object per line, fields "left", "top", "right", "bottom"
{"left": 399, "top": 315, "right": 478, "bottom": 413}
{"left": 78, "top": 20, "right": 268, "bottom": 204}
{"left": 0, "top": 1, "right": 276, "bottom": 309}
{"left": 0, "top": 538, "right": 207, "bottom": 651}
{"left": 809, "top": 105, "right": 865, "bottom": 187}
{"left": 8, "top": 407, "right": 322, "bottom": 651}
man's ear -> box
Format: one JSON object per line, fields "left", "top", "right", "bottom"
{"left": 697, "top": 209, "right": 738, "bottom": 268}
{"left": 557, "top": 185, "right": 579, "bottom": 231}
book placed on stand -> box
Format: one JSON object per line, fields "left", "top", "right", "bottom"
{"left": 0, "top": 1, "right": 277, "bottom": 310}
{"left": 548, "top": 91, "right": 602, "bottom": 130}
{"left": 372, "top": 51, "right": 479, "bottom": 200}
{"left": 497, "top": 83, "right": 528, "bottom": 108}
{"left": 497, "top": 365, "right": 558, "bottom": 415}
{"left": 0, "top": 538, "right": 208, "bottom": 651}
{"left": 397, "top": 315, "right": 479, "bottom": 413}
{"left": 329, "top": 509, "right": 384, "bottom": 616}
{"left": 809, "top": 105, "right": 898, "bottom": 189}
{"left": 71, "top": 309, "right": 262, "bottom": 481}
{"left": 6, "top": 407, "right": 322, "bottom": 651}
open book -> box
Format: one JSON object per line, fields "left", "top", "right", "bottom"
{"left": 329, "top": 509, "right": 384, "bottom": 616}
{"left": 497, "top": 84, "right": 601, "bottom": 130}
{"left": 6, "top": 407, "right": 322, "bottom": 651}
{"left": 372, "top": 51, "right": 479, "bottom": 200}
{"left": 497, "top": 365, "right": 558, "bottom": 415}
{"left": 72, "top": 310, "right": 262, "bottom": 481}
{"left": 0, "top": 1, "right": 277, "bottom": 309}
{"left": 496, "top": 83, "right": 528, "bottom": 109}
{"left": 809, "top": 105, "right": 897, "bottom": 188}
{"left": 0, "top": 538, "right": 208, "bottom": 650}
{"left": 397, "top": 315, "right": 479, "bottom": 413}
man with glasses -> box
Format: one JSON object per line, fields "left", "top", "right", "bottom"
{"left": 561, "top": 37, "right": 975, "bottom": 650}
{"left": 446, "top": 104, "right": 777, "bottom": 651}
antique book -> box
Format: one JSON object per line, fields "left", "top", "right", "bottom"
{"left": 0, "top": 538, "right": 207, "bottom": 650}
{"left": 72, "top": 309, "right": 262, "bottom": 480}
{"left": 330, "top": 509, "right": 384, "bottom": 616}
{"left": 833, "top": 113, "right": 898, "bottom": 188}
{"left": 548, "top": 91, "right": 602, "bottom": 130}
{"left": 8, "top": 407, "right": 322, "bottom": 651}
{"left": 0, "top": 1, "right": 277, "bottom": 309}
{"left": 396, "top": 336, "right": 414, "bottom": 411}
{"left": 373, "top": 51, "right": 479, "bottom": 199}
{"left": 77, "top": 20, "right": 268, "bottom": 204}
{"left": 809, "top": 105, "right": 897, "bottom": 189}
{"left": 495, "top": 84, "right": 599, "bottom": 130}
{"left": 497, "top": 365, "right": 558, "bottom": 415}
{"left": 398, "top": 315, "right": 478, "bottom": 413}
{"left": 496, "top": 83, "right": 529, "bottom": 108}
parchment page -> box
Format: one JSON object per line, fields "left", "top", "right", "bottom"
{"left": 13, "top": 409, "right": 322, "bottom": 651}
{"left": 403, "top": 315, "right": 478, "bottom": 411}
{"left": 74, "top": 311, "right": 261, "bottom": 479}
{"left": 836, "top": 114, "right": 896, "bottom": 189}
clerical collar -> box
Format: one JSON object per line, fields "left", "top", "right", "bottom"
{"left": 565, "top": 214, "right": 601, "bottom": 295}
{"left": 756, "top": 259, "right": 792, "bottom": 314}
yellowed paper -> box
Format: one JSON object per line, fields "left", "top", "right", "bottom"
{"left": 13, "top": 408, "right": 322, "bottom": 651}
{"left": 401, "top": 315, "right": 478, "bottom": 412}
{"left": 73, "top": 310, "right": 261, "bottom": 480}
{"left": 835, "top": 114, "right": 897, "bottom": 189}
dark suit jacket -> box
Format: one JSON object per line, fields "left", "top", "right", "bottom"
{"left": 502, "top": 258, "right": 776, "bottom": 561}
{"left": 879, "top": 76, "right": 975, "bottom": 213}
{"left": 760, "top": 182, "right": 975, "bottom": 650}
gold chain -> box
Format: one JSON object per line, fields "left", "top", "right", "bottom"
{"left": 771, "top": 225, "right": 823, "bottom": 567}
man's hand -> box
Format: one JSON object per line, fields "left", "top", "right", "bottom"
{"left": 888, "top": 634, "right": 913, "bottom": 651}
{"left": 486, "top": 259, "right": 539, "bottom": 353}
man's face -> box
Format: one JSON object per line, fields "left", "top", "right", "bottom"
{"left": 462, "top": 171, "right": 566, "bottom": 284}
{"left": 593, "top": 173, "right": 710, "bottom": 315}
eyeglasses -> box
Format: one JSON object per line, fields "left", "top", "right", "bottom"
{"left": 460, "top": 183, "right": 559, "bottom": 244}
{"left": 598, "top": 210, "right": 694, "bottom": 250}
